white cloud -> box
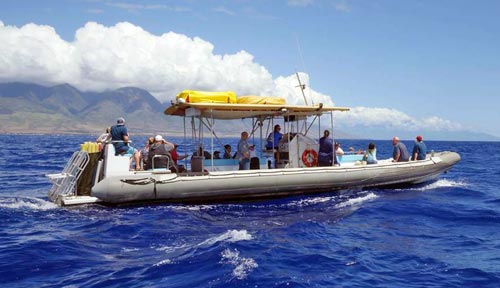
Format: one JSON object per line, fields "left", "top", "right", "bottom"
{"left": 0, "top": 21, "right": 324, "bottom": 104}
{"left": 212, "top": 6, "right": 236, "bottom": 16}
{"left": 0, "top": 21, "right": 465, "bottom": 134}
{"left": 86, "top": 8, "right": 104, "bottom": 14}
{"left": 287, "top": 0, "right": 314, "bottom": 7}
{"left": 334, "top": 1, "right": 351, "bottom": 13}
{"left": 272, "top": 73, "right": 334, "bottom": 106}
{"left": 107, "top": 2, "right": 189, "bottom": 12}
{"left": 334, "top": 107, "right": 463, "bottom": 132}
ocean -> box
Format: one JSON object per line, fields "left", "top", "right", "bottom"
{"left": 1, "top": 134, "right": 499, "bottom": 287}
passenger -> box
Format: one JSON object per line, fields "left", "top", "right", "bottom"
{"left": 412, "top": 135, "right": 427, "bottom": 161}
{"left": 236, "top": 131, "right": 250, "bottom": 170}
{"left": 213, "top": 150, "right": 221, "bottom": 159}
{"left": 335, "top": 142, "right": 344, "bottom": 156}
{"left": 96, "top": 127, "right": 111, "bottom": 151}
{"left": 392, "top": 136, "right": 410, "bottom": 162}
{"left": 249, "top": 145, "right": 260, "bottom": 169}
{"left": 223, "top": 144, "right": 234, "bottom": 159}
{"left": 147, "top": 135, "right": 175, "bottom": 170}
{"left": 266, "top": 124, "right": 283, "bottom": 150}
{"left": 170, "top": 144, "right": 188, "bottom": 172}
{"left": 363, "top": 142, "right": 378, "bottom": 164}
{"left": 318, "top": 130, "right": 337, "bottom": 167}
{"left": 140, "top": 137, "right": 154, "bottom": 170}
{"left": 204, "top": 150, "right": 212, "bottom": 159}
{"left": 193, "top": 144, "right": 211, "bottom": 159}
{"left": 109, "top": 117, "right": 141, "bottom": 170}
{"left": 249, "top": 144, "right": 257, "bottom": 159}
{"left": 348, "top": 147, "right": 355, "bottom": 154}
{"left": 96, "top": 127, "right": 111, "bottom": 143}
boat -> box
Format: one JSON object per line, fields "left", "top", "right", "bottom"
{"left": 47, "top": 90, "right": 461, "bottom": 206}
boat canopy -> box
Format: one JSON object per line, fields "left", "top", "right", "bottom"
{"left": 165, "top": 90, "right": 350, "bottom": 120}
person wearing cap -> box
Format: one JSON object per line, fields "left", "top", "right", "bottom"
{"left": 392, "top": 136, "right": 410, "bottom": 162}
{"left": 109, "top": 117, "right": 141, "bottom": 170}
{"left": 412, "top": 135, "right": 427, "bottom": 161}
{"left": 147, "top": 135, "right": 175, "bottom": 170}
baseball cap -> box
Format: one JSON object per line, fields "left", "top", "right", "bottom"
{"left": 117, "top": 117, "right": 125, "bottom": 125}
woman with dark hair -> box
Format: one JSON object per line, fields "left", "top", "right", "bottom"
{"left": 363, "top": 142, "right": 378, "bottom": 164}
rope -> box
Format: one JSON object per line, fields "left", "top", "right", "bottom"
{"left": 120, "top": 178, "right": 155, "bottom": 185}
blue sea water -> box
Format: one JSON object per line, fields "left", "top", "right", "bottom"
{"left": 1, "top": 134, "right": 499, "bottom": 287}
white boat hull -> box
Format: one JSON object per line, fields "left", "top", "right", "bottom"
{"left": 89, "top": 151, "right": 460, "bottom": 204}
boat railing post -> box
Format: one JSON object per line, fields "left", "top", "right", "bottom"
{"left": 151, "top": 155, "right": 172, "bottom": 172}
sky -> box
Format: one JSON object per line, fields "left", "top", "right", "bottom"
{"left": 1, "top": 0, "right": 499, "bottom": 140}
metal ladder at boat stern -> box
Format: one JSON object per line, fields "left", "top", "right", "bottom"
{"left": 47, "top": 151, "right": 90, "bottom": 202}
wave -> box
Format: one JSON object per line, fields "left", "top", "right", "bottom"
{"left": 0, "top": 197, "right": 57, "bottom": 210}
{"left": 423, "top": 178, "right": 468, "bottom": 189}
{"left": 286, "top": 192, "right": 378, "bottom": 209}
{"left": 335, "top": 192, "right": 378, "bottom": 208}
{"left": 199, "top": 229, "right": 253, "bottom": 246}
{"left": 391, "top": 178, "right": 468, "bottom": 193}
{"left": 220, "top": 248, "right": 258, "bottom": 280}
{"left": 154, "top": 230, "right": 252, "bottom": 260}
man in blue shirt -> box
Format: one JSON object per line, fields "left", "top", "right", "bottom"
{"left": 266, "top": 125, "right": 283, "bottom": 150}
{"left": 392, "top": 136, "right": 410, "bottom": 162}
{"left": 412, "top": 135, "right": 427, "bottom": 160}
{"left": 110, "top": 117, "right": 141, "bottom": 170}
{"left": 318, "top": 130, "right": 337, "bottom": 166}
{"left": 237, "top": 131, "right": 250, "bottom": 170}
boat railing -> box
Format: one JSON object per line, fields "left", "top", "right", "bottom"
{"left": 47, "top": 151, "right": 90, "bottom": 202}
{"left": 151, "top": 154, "right": 175, "bottom": 173}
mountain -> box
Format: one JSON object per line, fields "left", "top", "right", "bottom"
{"left": 0, "top": 82, "right": 182, "bottom": 135}
{"left": 1, "top": 82, "right": 499, "bottom": 141}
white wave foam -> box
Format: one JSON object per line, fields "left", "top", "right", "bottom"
{"left": 406, "top": 179, "right": 468, "bottom": 192}
{"left": 169, "top": 204, "right": 217, "bottom": 211}
{"left": 287, "top": 196, "right": 337, "bottom": 207}
{"left": 0, "top": 197, "right": 57, "bottom": 210}
{"left": 121, "top": 247, "right": 139, "bottom": 252}
{"left": 335, "top": 193, "right": 378, "bottom": 209}
{"left": 200, "top": 230, "right": 253, "bottom": 246}
{"left": 220, "top": 248, "right": 258, "bottom": 280}
{"left": 153, "top": 259, "right": 173, "bottom": 267}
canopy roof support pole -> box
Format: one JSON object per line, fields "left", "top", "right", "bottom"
{"left": 330, "top": 111, "right": 335, "bottom": 165}
{"left": 305, "top": 114, "right": 319, "bottom": 136}
{"left": 200, "top": 117, "right": 224, "bottom": 150}
{"left": 183, "top": 117, "right": 188, "bottom": 169}
{"left": 210, "top": 110, "right": 214, "bottom": 170}
{"left": 318, "top": 113, "right": 321, "bottom": 139}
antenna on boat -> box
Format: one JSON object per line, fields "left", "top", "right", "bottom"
{"left": 294, "top": 35, "right": 314, "bottom": 106}
{"left": 295, "top": 71, "right": 308, "bottom": 106}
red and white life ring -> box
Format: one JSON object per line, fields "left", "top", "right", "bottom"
{"left": 301, "top": 149, "right": 318, "bottom": 167}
